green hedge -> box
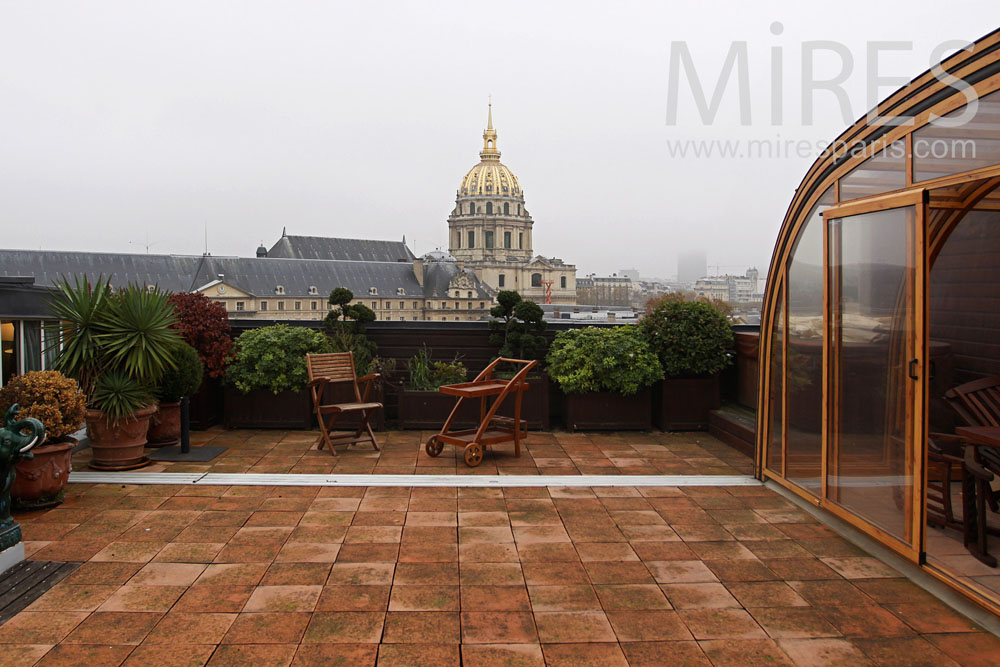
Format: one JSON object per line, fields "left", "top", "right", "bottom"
{"left": 546, "top": 326, "right": 662, "bottom": 395}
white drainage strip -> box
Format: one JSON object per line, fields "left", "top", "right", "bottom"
{"left": 68, "top": 472, "right": 761, "bottom": 488}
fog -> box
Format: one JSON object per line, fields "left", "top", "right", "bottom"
{"left": 0, "top": 0, "right": 993, "bottom": 280}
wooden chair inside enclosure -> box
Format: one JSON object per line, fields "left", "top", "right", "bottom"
{"left": 306, "top": 352, "right": 382, "bottom": 454}
{"left": 942, "top": 376, "right": 1000, "bottom": 565}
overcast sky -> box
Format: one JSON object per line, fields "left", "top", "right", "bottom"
{"left": 1, "top": 1, "right": 995, "bottom": 280}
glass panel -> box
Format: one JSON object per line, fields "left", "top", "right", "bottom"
{"left": 839, "top": 141, "right": 907, "bottom": 201}
{"left": 766, "top": 283, "right": 784, "bottom": 474}
{"left": 828, "top": 206, "right": 914, "bottom": 543}
{"left": 785, "top": 187, "right": 834, "bottom": 493}
{"left": 22, "top": 321, "right": 41, "bottom": 373}
{"left": 42, "top": 322, "right": 60, "bottom": 370}
{"left": 914, "top": 88, "right": 1000, "bottom": 182}
{"left": 1, "top": 321, "right": 18, "bottom": 386}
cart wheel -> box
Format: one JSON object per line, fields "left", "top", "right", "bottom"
{"left": 425, "top": 436, "right": 444, "bottom": 457}
{"left": 464, "top": 443, "right": 484, "bottom": 467}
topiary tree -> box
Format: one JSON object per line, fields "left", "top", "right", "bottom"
{"left": 0, "top": 371, "right": 86, "bottom": 443}
{"left": 488, "top": 290, "right": 547, "bottom": 360}
{"left": 226, "top": 325, "right": 330, "bottom": 394}
{"left": 324, "top": 288, "right": 377, "bottom": 374}
{"left": 167, "top": 292, "right": 233, "bottom": 379}
{"left": 546, "top": 326, "right": 662, "bottom": 395}
{"left": 156, "top": 343, "right": 205, "bottom": 403}
{"left": 639, "top": 300, "right": 733, "bottom": 378}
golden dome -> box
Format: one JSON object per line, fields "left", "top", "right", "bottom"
{"left": 458, "top": 104, "right": 522, "bottom": 198}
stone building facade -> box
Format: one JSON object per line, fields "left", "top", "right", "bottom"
{"left": 447, "top": 105, "right": 576, "bottom": 305}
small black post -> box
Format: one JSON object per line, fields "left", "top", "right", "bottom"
{"left": 180, "top": 396, "right": 191, "bottom": 454}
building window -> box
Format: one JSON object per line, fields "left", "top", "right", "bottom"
{"left": 275, "top": 286, "right": 284, "bottom": 295}
{"left": 504, "top": 202, "right": 509, "bottom": 215}
{"left": 260, "top": 301, "right": 268, "bottom": 311}
{"left": 372, "top": 301, "right": 377, "bottom": 310}
{"left": 413, "top": 315, "right": 418, "bottom": 320}
{"left": 467, "top": 291, "right": 472, "bottom": 298}
{"left": 486, "top": 202, "right": 493, "bottom": 215}
{"left": 368, "top": 287, "right": 377, "bottom": 295}
{"left": 504, "top": 231, "right": 511, "bottom": 248}
{"left": 413, "top": 301, "right": 419, "bottom": 309}
{"left": 311, "top": 301, "right": 317, "bottom": 310}
{"left": 442, "top": 302, "right": 447, "bottom": 309}
{"left": 308, "top": 286, "right": 317, "bottom": 295}
{"left": 236, "top": 301, "right": 245, "bottom": 311}
{"left": 468, "top": 231, "right": 475, "bottom": 248}
{"left": 386, "top": 302, "right": 391, "bottom": 309}
{"left": 455, "top": 232, "right": 460, "bottom": 248}
{"left": 498, "top": 274, "right": 505, "bottom": 287}
{"left": 519, "top": 232, "right": 523, "bottom": 248}
{"left": 454, "top": 301, "right": 460, "bottom": 309}
{"left": 327, "top": 303, "right": 333, "bottom": 310}
{"left": 518, "top": 204, "right": 521, "bottom": 215}
{"left": 399, "top": 316, "right": 404, "bottom": 321}
{"left": 485, "top": 231, "right": 494, "bottom": 248}
{"left": 560, "top": 276, "right": 567, "bottom": 289}
{"left": 399, "top": 301, "right": 405, "bottom": 309}
{"left": 467, "top": 302, "right": 472, "bottom": 309}
{"left": 469, "top": 203, "right": 475, "bottom": 215}
{"left": 294, "top": 301, "right": 301, "bottom": 311}
{"left": 479, "top": 302, "right": 484, "bottom": 309}
{"left": 531, "top": 273, "right": 542, "bottom": 287}
{"left": 277, "top": 301, "right": 285, "bottom": 311}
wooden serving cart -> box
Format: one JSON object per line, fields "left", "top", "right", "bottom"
{"left": 424, "top": 358, "right": 537, "bottom": 467}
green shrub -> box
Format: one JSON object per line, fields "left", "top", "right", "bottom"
{"left": 488, "top": 290, "right": 547, "bottom": 360}
{"left": 50, "top": 276, "right": 182, "bottom": 421}
{"left": 640, "top": 301, "right": 733, "bottom": 378}
{"left": 226, "top": 325, "right": 330, "bottom": 394}
{"left": 407, "top": 348, "right": 467, "bottom": 390}
{"left": 546, "top": 326, "right": 662, "bottom": 395}
{"left": 324, "top": 287, "right": 378, "bottom": 374}
{"left": 156, "top": 343, "right": 205, "bottom": 403}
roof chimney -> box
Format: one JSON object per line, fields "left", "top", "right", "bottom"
{"left": 412, "top": 257, "right": 424, "bottom": 286}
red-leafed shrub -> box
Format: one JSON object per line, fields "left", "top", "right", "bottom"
{"left": 167, "top": 292, "right": 233, "bottom": 378}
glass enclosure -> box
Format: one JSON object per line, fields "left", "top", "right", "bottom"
{"left": 758, "top": 31, "right": 1000, "bottom": 613}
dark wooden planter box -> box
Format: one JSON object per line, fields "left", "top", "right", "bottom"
{"left": 397, "top": 378, "right": 550, "bottom": 431}
{"left": 398, "top": 390, "right": 478, "bottom": 430}
{"left": 654, "top": 376, "right": 721, "bottom": 431}
{"left": 189, "top": 376, "right": 224, "bottom": 430}
{"left": 224, "top": 388, "right": 312, "bottom": 429}
{"left": 563, "top": 390, "right": 652, "bottom": 432}
{"left": 322, "top": 382, "right": 385, "bottom": 432}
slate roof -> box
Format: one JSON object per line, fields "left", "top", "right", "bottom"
{"left": 0, "top": 250, "right": 424, "bottom": 298}
{"left": 422, "top": 262, "right": 494, "bottom": 300}
{"left": 267, "top": 235, "right": 415, "bottom": 263}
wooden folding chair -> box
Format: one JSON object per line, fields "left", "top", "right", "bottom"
{"left": 306, "top": 352, "right": 382, "bottom": 455}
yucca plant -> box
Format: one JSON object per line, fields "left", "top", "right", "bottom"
{"left": 49, "top": 276, "right": 182, "bottom": 422}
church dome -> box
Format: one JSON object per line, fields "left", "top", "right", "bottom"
{"left": 458, "top": 104, "right": 522, "bottom": 198}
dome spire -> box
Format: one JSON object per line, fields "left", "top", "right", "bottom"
{"left": 480, "top": 97, "right": 500, "bottom": 161}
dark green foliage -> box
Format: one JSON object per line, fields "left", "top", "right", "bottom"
{"left": 488, "top": 290, "right": 547, "bottom": 360}
{"left": 49, "top": 276, "right": 182, "bottom": 421}
{"left": 546, "top": 326, "right": 662, "bottom": 396}
{"left": 157, "top": 343, "right": 205, "bottom": 403}
{"left": 640, "top": 301, "right": 733, "bottom": 378}
{"left": 226, "top": 325, "right": 330, "bottom": 394}
{"left": 324, "top": 288, "right": 377, "bottom": 374}
{"left": 407, "top": 348, "right": 467, "bottom": 390}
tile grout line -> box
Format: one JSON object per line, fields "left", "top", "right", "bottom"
{"left": 67, "top": 472, "right": 762, "bottom": 488}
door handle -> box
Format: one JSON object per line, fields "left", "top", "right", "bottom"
{"left": 908, "top": 358, "right": 919, "bottom": 380}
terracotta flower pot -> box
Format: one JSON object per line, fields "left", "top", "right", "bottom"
{"left": 12, "top": 437, "right": 76, "bottom": 509}
{"left": 147, "top": 402, "right": 181, "bottom": 446}
{"left": 85, "top": 405, "right": 156, "bottom": 470}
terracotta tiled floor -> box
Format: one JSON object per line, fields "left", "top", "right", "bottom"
{"left": 8, "top": 476, "right": 999, "bottom": 666}
{"left": 71, "top": 428, "right": 754, "bottom": 476}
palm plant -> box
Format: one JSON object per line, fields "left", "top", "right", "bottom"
{"left": 49, "top": 276, "right": 181, "bottom": 422}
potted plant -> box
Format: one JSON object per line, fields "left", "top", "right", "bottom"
{"left": 321, "top": 288, "right": 385, "bottom": 430}
{"left": 0, "top": 371, "right": 86, "bottom": 508}
{"left": 547, "top": 326, "right": 662, "bottom": 431}
{"left": 147, "top": 343, "right": 204, "bottom": 446}
{"left": 487, "top": 290, "right": 550, "bottom": 429}
{"left": 398, "top": 348, "right": 473, "bottom": 429}
{"left": 640, "top": 300, "right": 734, "bottom": 430}
{"left": 167, "top": 292, "right": 233, "bottom": 430}
{"left": 224, "top": 324, "right": 330, "bottom": 429}
{"left": 50, "top": 276, "right": 182, "bottom": 470}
